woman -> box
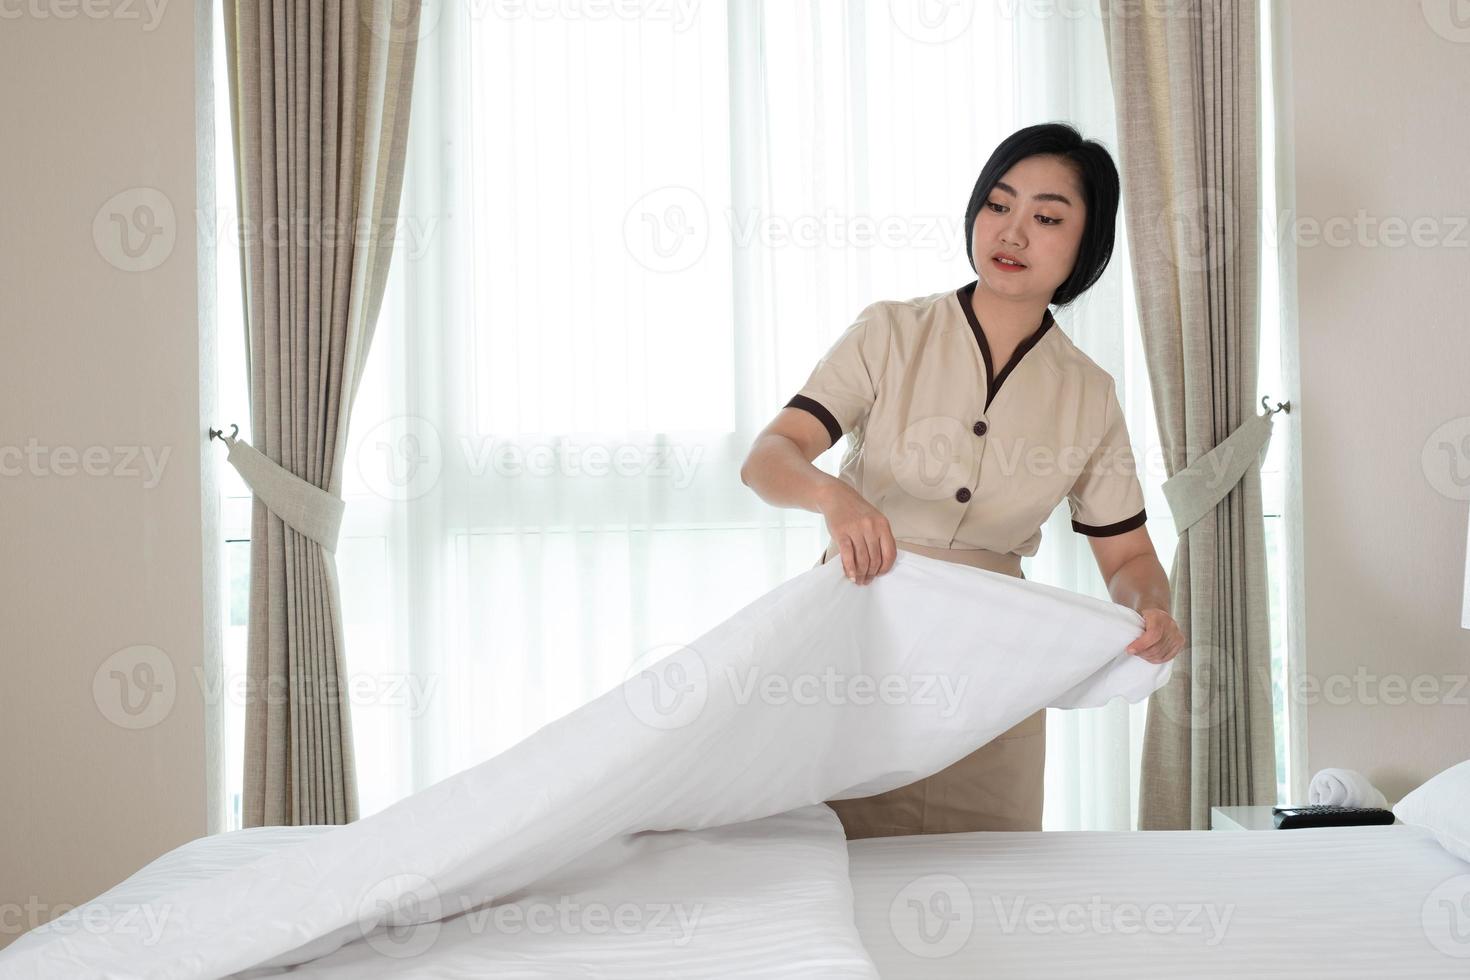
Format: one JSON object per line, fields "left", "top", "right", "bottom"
{"left": 739, "top": 122, "right": 1184, "bottom": 839}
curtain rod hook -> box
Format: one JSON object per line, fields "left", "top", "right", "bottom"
{"left": 209, "top": 423, "right": 239, "bottom": 442}
{"left": 1261, "top": 395, "right": 1291, "bottom": 417}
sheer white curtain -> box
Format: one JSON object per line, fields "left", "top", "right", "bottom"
{"left": 335, "top": 0, "right": 1178, "bottom": 829}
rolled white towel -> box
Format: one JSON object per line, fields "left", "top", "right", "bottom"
{"left": 1308, "top": 767, "right": 1388, "bottom": 808}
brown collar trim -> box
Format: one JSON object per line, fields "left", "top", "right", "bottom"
{"left": 956, "top": 280, "right": 1055, "bottom": 412}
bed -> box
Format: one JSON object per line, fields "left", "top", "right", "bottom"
{"left": 4, "top": 550, "right": 1465, "bottom": 977}
{"left": 7, "top": 815, "right": 1467, "bottom": 977}
{"left": 849, "top": 822, "right": 1470, "bottom": 978}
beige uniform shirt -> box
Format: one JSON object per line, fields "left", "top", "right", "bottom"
{"left": 788, "top": 280, "right": 1147, "bottom": 569}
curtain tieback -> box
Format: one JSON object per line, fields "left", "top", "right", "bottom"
{"left": 1162, "top": 397, "right": 1290, "bottom": 534}
{"left": 210, "top": 425, "right": 345, "bottom": 552}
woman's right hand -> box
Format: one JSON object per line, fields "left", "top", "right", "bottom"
{"left": 820, "top": 483, "right": 897, "bottom": 585}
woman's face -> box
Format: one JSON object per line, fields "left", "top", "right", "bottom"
{"left": 970, "top": 154, "right": 1087, "bottom": 303}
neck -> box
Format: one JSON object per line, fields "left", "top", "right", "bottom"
{"left": 968, "top": 280, "right": 1051, "bottom": 343}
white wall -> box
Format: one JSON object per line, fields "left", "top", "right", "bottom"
{"left": 1287, "top": 0, "right": 1470, "bottom": 802}
{"left": 0, "top": 0, "right": 218, "bottom": 948}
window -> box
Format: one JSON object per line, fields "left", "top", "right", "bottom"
{"left": 1260, "top": 0, "right": 1297, "bottom": 807}
{"left": 212, "top": 2, "right": 1297, "bottom": 827}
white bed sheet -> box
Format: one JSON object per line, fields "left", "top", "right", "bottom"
{"left": 5, "top": 808, "right": 876, "bottom": 978}
{"left": 0, "top": 549, "right": 1169, "bottom": 979}
{"left": 847, "top": 824, "right": 1470, "bottom": 978}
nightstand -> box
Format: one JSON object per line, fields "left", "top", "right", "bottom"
{"left": 1210, "top": 805, "right": 1279, "bottom": 831}
{"left": 1210, "top": 804, "right": 1402, "bottom": 831}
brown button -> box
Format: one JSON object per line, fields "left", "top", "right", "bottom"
{"left": 955, "top": 487, "right": 971, "bottom": 503}
{"left": 973, "top": 420, "right": 988, "bottom": 436}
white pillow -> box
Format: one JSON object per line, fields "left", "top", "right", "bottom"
{"left": 1392, "top": 759, "right": 1470, "bottom": 863}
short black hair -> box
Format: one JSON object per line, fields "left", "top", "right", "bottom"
{"left": 963, "top": 122, "right": 1120, "bottom": 308}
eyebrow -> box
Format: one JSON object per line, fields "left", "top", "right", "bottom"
{"left": 993, "top": 180, "right": 1074, "bottom": 207}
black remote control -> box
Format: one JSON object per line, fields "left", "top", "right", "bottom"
{"left": 1270, "top": 804, "right": 1395, "bottom": 829}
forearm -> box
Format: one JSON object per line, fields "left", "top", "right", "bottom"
{"left": 740, "top": 433, "right": 846, "bottom": 514}
{"left": 1107, "top": 552, "right": 1171, "bottom": 614}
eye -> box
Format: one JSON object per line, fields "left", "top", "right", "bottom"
{"left": 1036, "top": 215, "right": 1061, "bottom": 226}
{"left": 985, "top": 200, "right": 1008, "bottom": 214}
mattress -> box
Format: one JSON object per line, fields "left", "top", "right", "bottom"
{"left": 847, "top": 823, "right": 1470, "bottom": 978}
{"left": 18, "top": 818, "right": 1466, "bottom": 977}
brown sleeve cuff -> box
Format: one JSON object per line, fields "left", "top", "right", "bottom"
{"left": 785, "top": 394, "right": 843, "bottom": 449}
{"left": 1072, "top": 508, "right": 1148, "bottom": 537}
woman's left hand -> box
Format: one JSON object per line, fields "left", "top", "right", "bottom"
{"left": 1126, "top": 608, "right": 1185, "bottom": 664}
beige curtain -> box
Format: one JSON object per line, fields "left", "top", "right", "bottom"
{"left": 220, "top": 0, "right": 423, "bottom": 826}
{"left": 1100, "top": 0, "right": 1278, "bottom": 829}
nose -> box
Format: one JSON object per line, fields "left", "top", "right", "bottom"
{"left": 1001, "top": 210, "right": 1028, "bottom": 250}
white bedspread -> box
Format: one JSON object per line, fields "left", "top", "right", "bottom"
{"left": 1, "top": 549, "right": 1169, "bottom": 978}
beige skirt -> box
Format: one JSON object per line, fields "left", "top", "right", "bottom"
{"left": 816, "top": 539, "right": 1045, "bottom": 838}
